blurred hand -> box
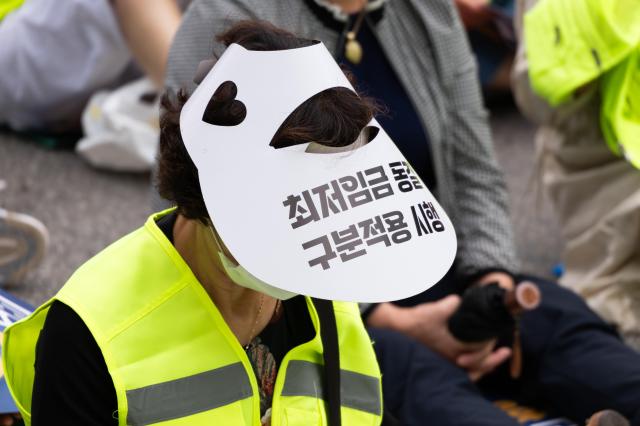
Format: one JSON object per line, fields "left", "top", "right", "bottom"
{"left": 474, "top": 271, "right": 515, "bottom": 291}
{"left": 456, "top": 338, "right": 512, "bottom": 381}
{"left": 368, "top": 296, "right": 511, "bottom": 381}
{"left": 454, "top": 0, "right": 493, "bottom": 29}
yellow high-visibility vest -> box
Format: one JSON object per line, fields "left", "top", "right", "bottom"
{"left": 525, "top": 0, "right": 640, "bottom": 169}
{"left": 600, "top": 49, "right": 640, "bottom": 169}
{"left": 0, "top": 0, "right": 24, "bottom": 21}
{"left": 524, "top": 0, "right": 640, "bottom": 106}
{"left": 3, "top": 209, "right": 382, "bottom": 425}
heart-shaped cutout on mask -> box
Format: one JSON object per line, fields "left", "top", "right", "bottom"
{"left": 202, "top": 81, "right": 247, "bottom": 126}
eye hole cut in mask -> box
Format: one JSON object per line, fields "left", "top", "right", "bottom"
{"left": 202, "top": 81, "right": 247, "bottom": 126}
{"left": 268, "top": 87, "right": 380, "bottom": 154}
{"left": 304, "top": 126, "right": 379, "bottom": 154}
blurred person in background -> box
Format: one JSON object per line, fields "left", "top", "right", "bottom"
{"left": 512, "top": 0, "right": 640, "bottom": 350}
{"left": 0, "top": 0, "right": 185, "bottom": 133}
{"left": 163, "top": 0, "right": 640, "bottom": 424}
{"left": 454, "top": 0, "right": 516, "bottom": 97}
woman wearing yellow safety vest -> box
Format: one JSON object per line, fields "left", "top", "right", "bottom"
{"left": 2, "top": 22, "right": 393, "bottom": 425}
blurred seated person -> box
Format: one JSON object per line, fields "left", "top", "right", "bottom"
{"left": 511, "top": 0, "right": 640, "bottom": 350}
{"left": 0, "top": 0, "right": 186, "bottom": 133}
{"left": 454, "top": 0, "right": 516, "bottom": 95}
{"left": 159, "top": 1, "right": 640, "bottom": 425}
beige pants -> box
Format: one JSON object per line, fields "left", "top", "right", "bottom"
{"left": 535, "top": 94, "right": 640, "bottom": 335}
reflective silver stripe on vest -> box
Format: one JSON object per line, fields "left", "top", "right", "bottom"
{"left": 126, "top": 362, "right": 252, "bottom": 425}
{"left": 281, "top": 360, "right": 381, "bottom": 415}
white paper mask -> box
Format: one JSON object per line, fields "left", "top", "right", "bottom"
{"left": 180, "top": 42, "right": 457, "bottom": 302}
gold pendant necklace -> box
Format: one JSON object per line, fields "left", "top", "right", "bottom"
{"left": 344, "top": 1, "right": 369, "bottom": 65}
{"left": 345, "top": 31, "right": 363, "bottom": 64}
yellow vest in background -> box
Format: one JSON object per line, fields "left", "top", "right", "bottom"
{"left": 600, "top": 49, "right": 640, "bottom": 169}
{"left": 525, "top": 0, "right": 640, "bottom": 169}
{"left": 524, "top": 0, "right": 640, "bottom": 106}
{"left": 0, "top": 0, "right": 24, "bottom": 21}
{"left": 2, "top": 210, "right": 382, "bottom": 425}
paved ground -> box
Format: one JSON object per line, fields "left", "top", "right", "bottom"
{"left": 0, "top": 108, "right": 563, "bottom": 306}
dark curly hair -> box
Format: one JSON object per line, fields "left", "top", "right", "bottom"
{"left": 157, "top": 20, "right": 380, "bottom": 222}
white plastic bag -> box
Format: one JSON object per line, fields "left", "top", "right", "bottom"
{"left": 77, "top": 78, "right": 159, "bottom": 172}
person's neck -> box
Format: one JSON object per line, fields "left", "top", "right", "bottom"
{"left": 326, "top": 0, "right": 367, "bottom": 14}
{"left": 172, "top": 214, "right": 277, "bottom": 347}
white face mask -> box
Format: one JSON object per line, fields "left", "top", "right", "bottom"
{"left": 210, "top": 226, "right": 297, "bottom": 300}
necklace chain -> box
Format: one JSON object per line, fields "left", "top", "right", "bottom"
{"left": 344, "top": 0, "right": 369, "bottom": 64}
{"left": 244, "top": 298, "right": 283, "bottom": 350}
{"left": 244, "top": 294, "right": 265, "bottom": 350}
{"left": 350, "top": 1, "right": 368, "bottom": 36}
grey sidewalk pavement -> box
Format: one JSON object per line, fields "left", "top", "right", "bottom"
{"left": 0, "top": 109, "right": 563, "bottom": 306}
